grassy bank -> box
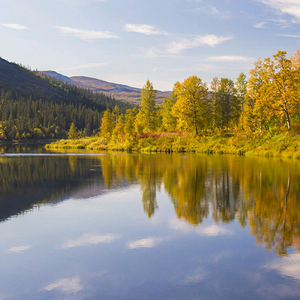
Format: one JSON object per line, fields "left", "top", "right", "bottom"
{"left": 45, "top": 131, "right": 300, "bottom": 159}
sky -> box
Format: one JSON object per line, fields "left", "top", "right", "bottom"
{"left": 0, "top": 0, "right": 300, "bottom": 91}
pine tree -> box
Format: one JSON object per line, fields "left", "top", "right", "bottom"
{"left": 138, "top": 80, "right": 157, "bottom": 133}
{"left": 100, "top": 108, "right": 115, "bottom": 138}
{"left": 161, "top": 92, "right": 177, "bottom": 132}
{"left": 68, "top": 122, "right": 78, "bottom": 139}
{"left": 124, "top": 108, "right": 136, "bottom": 139}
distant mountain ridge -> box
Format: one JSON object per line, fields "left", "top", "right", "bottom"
{"left": 39, "top": 71, "right": 73, "bottom": 84}
{"left": 39, "top": 71, "right": 172, "bottom": 104}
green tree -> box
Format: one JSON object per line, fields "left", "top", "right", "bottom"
{"left": 68, "top": 122, "right": 78, "bottom": 139}
{"left": 212, "top": 78, "right": 240, "bottom": 131}
{"left": 124, "top": 108, "right": 136, "bottom": 139}
{"left": 161, "top": 92, "right": 177, "bottom": 132}
{"left": 113, "top": 105, "right": 120, "bottom": 124}
{"left": 114, "top": 114, "right": 125, "bottom": 142}
{"left": 235, "top": 72, "right": 247, "bottom": 101}
{"left": 100, "top": 108, "right": 115, "bottom": 138}
{"left": 137, "top": 80, "right": 157, "bottom": 132}
{"left": 210, "top": 77, "right": 220, "bottom": 129}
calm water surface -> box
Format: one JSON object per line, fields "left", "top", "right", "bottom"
{"left": 0, "top": 146, "right": 300, "bottom": 299}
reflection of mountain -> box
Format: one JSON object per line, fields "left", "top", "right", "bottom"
{"left": 0, "top": 156, "right": 116, "bottom": 222}
{"left": 1, "top": 152, "right": 300, "bottom": 256}
{"left": 71, "top": 181, "right": 132, "bottom": 199}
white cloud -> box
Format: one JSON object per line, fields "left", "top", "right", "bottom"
{"left": 179, "top": 268, "right": 206, "bottom": 285}
{"left": 41, "top": 276, "right": 83, "bottom": 294}
{"left": 1, "top": 24, "right": 29, "bottom": 30}
{"left": 280, "top": 34, "right": 300, "bottom": 38}
{"left": 190, "top": 6, "right": 231, "bottom": 18}
{"left": 124, "top": 24, "right": 168, "bottom": 35}
{"left": 59, "top": 0, "right": 105, "bottom": 4}
{"left": 145, "top": 48, "right": 166, "bottom": 58}
{"left": 167, "top": 35, "right": 233, "bottom": 53}
{"left": 127, "top": 237, "right": 163, "bottom": 249}
{"left": 254, "top": 21, "right": 267, "bottom": 28}
{"left": 61, "top": 233, "right": 121, "bottom": 249}
{"left": 268, "top": 18, "right": 290, "bottom": 27}
{"left": 170, "top": 218, "right": 194, "bottom": 233}
{"left": 266, "top": 254, "right": 300, "bottom": 281}
{"left": 6, "top": 245, "right": 32, "bottom": 253}
{"left": 258, "top": 0, "right": 300, "bottom": 20}
{"left": 53, "top": 26, "right": 118, "bottom": 40}
{"left": 196, "top": 224, "right": 232, "bottom": 237}
{"left": 209, "top": 56, "right": 253, "bottom": 61}
{"left": 169, "top": 219, "right": 233, "bottom": 236}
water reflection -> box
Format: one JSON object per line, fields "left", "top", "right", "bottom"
{"left": 0, "top": 155, "right": 106, "bottom": 222}
{"left": 1, "top": 152, "right": 300, "bottom": 256}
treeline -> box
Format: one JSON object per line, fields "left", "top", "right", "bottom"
{"left": 0, "top": 63, "right": 134, "bottom": 140}
{"left": 0, "top": 91, "right": 101, "bottom": 139}
{"left": 97, "top": 49, "right": 300, "bottom": 142}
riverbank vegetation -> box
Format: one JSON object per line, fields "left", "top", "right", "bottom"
{"left": 47, "top": 49, "right": 300, "bottom": 158}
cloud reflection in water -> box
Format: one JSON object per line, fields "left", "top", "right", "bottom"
{"left": 61, "top": 234, "right": 121, "bottom": 249}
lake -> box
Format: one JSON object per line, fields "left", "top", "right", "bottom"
{"left": 0, "top": 147, "right": 300, "bottom": 299}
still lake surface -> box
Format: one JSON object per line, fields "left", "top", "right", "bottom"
{"left": 1, "top": 146, "right": 300, "bottom": 299}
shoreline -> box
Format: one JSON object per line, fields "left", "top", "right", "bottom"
{"left": 0, "top": 139, "right": 58, "bottom": 145}
{"left": 44, "top": 131, "right": 300, "bottom": 160}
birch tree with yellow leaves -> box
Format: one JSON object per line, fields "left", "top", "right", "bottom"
{"left": 172, "top": 75, "right": 209, "bottom": 135}
{"left": 246, "top": 50, "right": 300, "bottom": 131}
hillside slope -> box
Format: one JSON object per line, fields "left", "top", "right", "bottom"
{"left": 70, "top": 76, "right": 171, "bottom": 104}
{"left": 40, "top": 71, "right": 172, "bottom": 104}
{"left": 0, "top": 58, "right": 61, "bottom": 96}
{"left": 39, "top": 70, "right": 73, "bottom": 84}
{"left": 0, "top": 57, "right": 134, "bottom": 140}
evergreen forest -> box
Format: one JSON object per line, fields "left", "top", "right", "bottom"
{"left": 0, "top": 58, "right": 133, "bottom": 140}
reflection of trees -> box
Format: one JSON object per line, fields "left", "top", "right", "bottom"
{"left": 246, "top": 171, "right": 300, "bottom": 256}
{"left": 3, "top": 151, "right": 300, "bottom": 255}
{"left": 99, "top": 153, "right": 300, "bottom": 255}
{"left": 165, "top": 155, "right": 209, "bottom": 225}
{"left": 138, "top": 155, "right": 163, "bottom": 218}
{"left": 229, "top": 158, "right": 300, "bottom": 256}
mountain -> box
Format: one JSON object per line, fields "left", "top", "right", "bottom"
{"left": 0, "top": 58, "right": 62, "bottom": 96}
{"left": 0, "top": 57, "right": 131, "bottom": 112}
{"left": 39, "top": 70, "right": 73, "bottom": 84}
{"left": 39, "top": 71, "right": 172, "bottom": 105}
{"left": 0, "top": 57, "right": 134, "bottom": 141}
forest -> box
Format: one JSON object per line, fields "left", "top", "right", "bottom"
{"left": 48, "top": 49, "right": 300, "bottom": 157}
{"left": 0, "top": 61, "right": 133, "bottom": 140}
{"left": 96, "top": 49, "right": 300, "bottom": 139}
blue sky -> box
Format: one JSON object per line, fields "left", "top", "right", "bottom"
{"left": 0, "top": 0, "right": 300, "bottom": 91}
